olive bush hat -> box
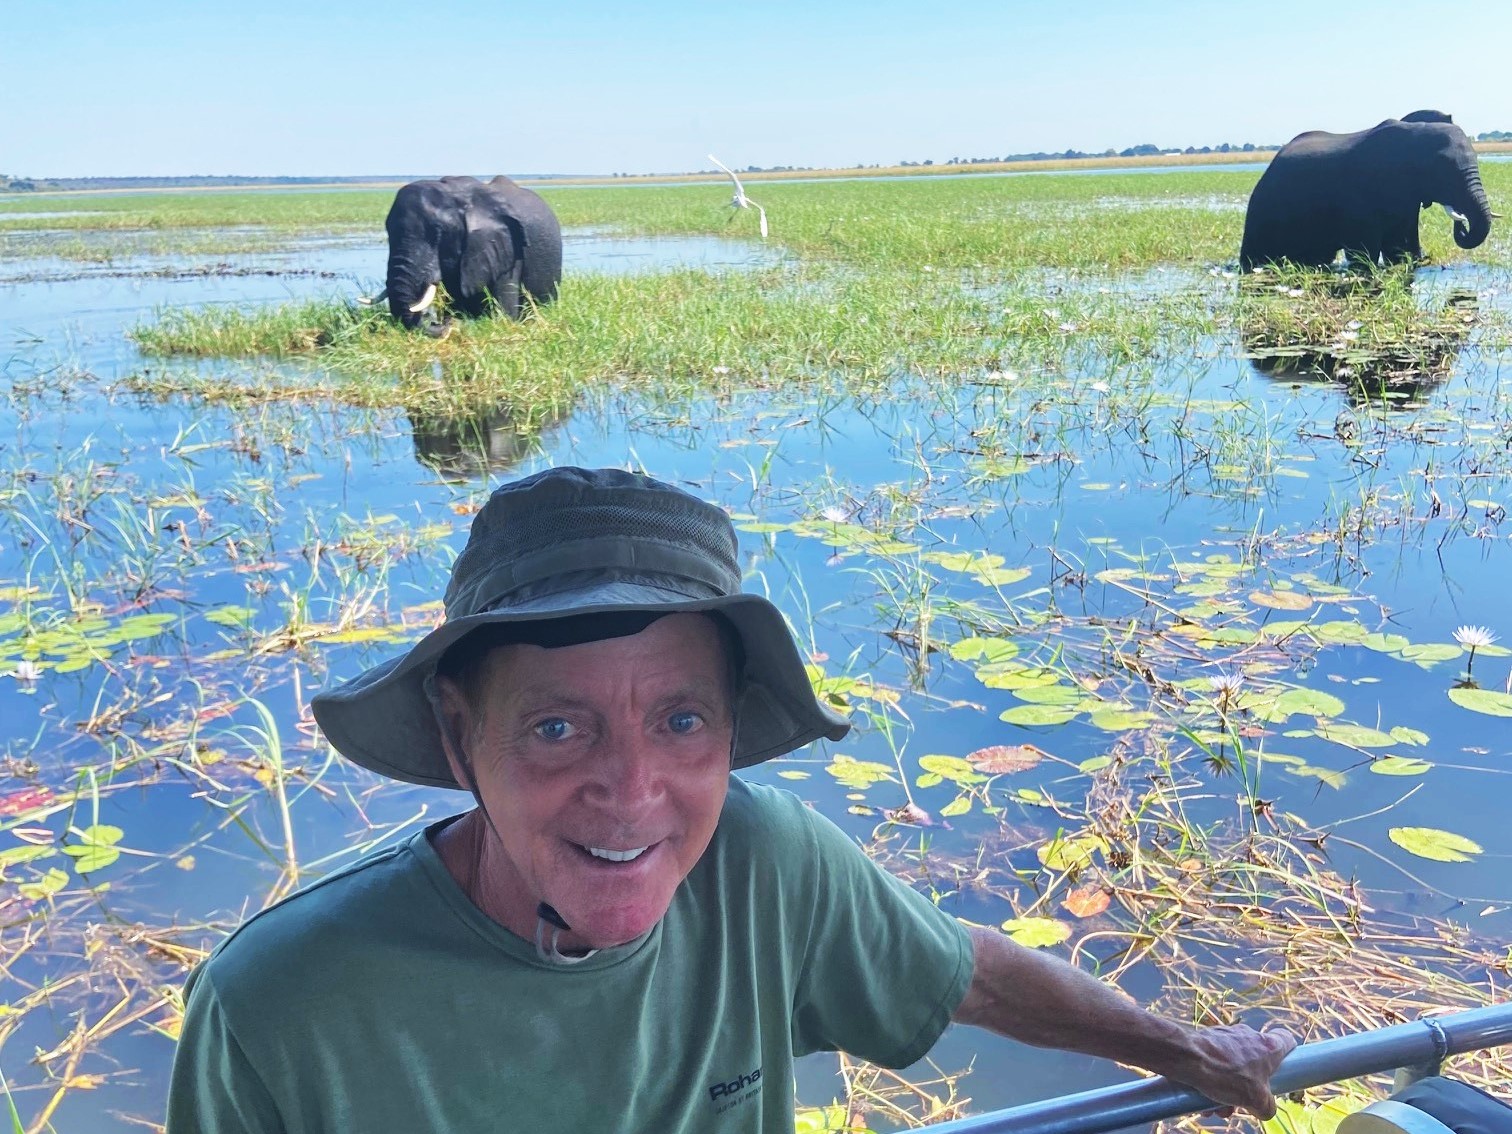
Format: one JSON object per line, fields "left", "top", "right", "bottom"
{"left": 311, "top": 465, "right": 851, "bottom": 788}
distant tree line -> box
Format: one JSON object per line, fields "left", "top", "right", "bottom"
{"left": 7, "top": 133, "right": 1511, "bottom": 192}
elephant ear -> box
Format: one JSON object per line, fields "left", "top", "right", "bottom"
{"left": 459, "top": 199, "right": 527, "bottom": 301}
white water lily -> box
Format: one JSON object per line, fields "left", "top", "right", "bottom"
{"left": 10, "top": 659, "right": 42, "bottom": 691}
{"left": 821, "top": 505, "right": 849, "bottom": 524}
{"left": 1453, "top": 625, "right": 1498, "bottom": 649}
{"left": 1454, "top": 625, "right": 1498, "bottom": 675}
{"left": 1208, "top": 673, "right": 1243, "bottom": 695}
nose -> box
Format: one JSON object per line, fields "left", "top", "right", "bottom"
{"left": 584, "top": 730, "right": 666, "bottom": 816}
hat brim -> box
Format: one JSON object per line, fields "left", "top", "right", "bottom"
{"left": 311, "top": 580, "right": 851, "bottom": 788}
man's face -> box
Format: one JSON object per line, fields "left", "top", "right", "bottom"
{"left": 439, "top": 613, "right": 734, "bottom": 949}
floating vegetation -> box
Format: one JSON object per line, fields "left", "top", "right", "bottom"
{"left": 1237, "top": 266, "right": 1493, "bottom": 406}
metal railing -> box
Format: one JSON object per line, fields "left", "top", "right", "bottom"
{"left": 923, "top": 1003, "right": 1512, "bottom": 1134}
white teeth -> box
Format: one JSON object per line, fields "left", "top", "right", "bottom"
{"left": 586, "top": 845, "right": 648, "bottom": 863}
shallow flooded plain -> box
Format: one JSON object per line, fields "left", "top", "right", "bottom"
{"left": 3, "top": 169, "right": 1512, "bottom": 1131}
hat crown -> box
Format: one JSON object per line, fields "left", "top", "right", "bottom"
{"left": 444, "top": 466, "right": 742, "bottom": 620}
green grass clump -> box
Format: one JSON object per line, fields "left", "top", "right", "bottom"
{"left": 1235, "top": 265, "right": 1490, "bottom": 395}
{"left": 130, "top": 265, "right": 1228, "bottom": 419}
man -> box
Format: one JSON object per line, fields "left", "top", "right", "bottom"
{"left": 168, "top": 465, "right": 1293, "bottom": 1132}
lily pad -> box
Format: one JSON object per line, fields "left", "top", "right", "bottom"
{"left": 1011, "top": 684, "right": 1087, "bottom": 707}
{"left": 1000, "top": 704, "right": 1080, "bottom": 727}
{"left": 972, "top": 566, "right": 1033, "bottom": 587}
{"left": 1038, "top": 834, "right": 1104, "bottom": 871}
{"left": 917, "top": 754, "right": 988, "bottom": 786}
{"left": 1398, "top": 643, "right": 1462, "bottom": 667}
{"left": 825, "top": 756, "right": 896, "bottom": 790}
{"left": 1000, "top": 917, "right": 1071, "bottom": 948}
{"left": 17, "top": 867, "right": 69, "bottom": 900}
{"left": 1447, "top": 688, "right": 1512, "bottom": 717}
{"left": 1370, "top": 756, "right": 1432, "bottom": 776}
{"left": 949, "top": 637, "right": 1020, "bottom": 664}
{"left": 1315, "top": 723, "right": 1397, "bottom": 748}
{"left": 976, "top": 665, "right": 1061, "bottom": 690}
{"left": 1266, "top": 687, "right": 1347, "bottom": 721}
{"left": 1088, "top": 707, "right": 1157, "bottom": 731}
{"left": 1250, "top": 590, "right": 1314, "bottom": 611}
{"left": 61, "top": 824, "right": 124, "bottom": 874}
{"left": 967, "top": 744, "right": 1048, "bottom": 774}
{"left": 1388, "top": 827, "right": 1483, "bottom": 863}
{"left": 924, "top": 550, "right": 1004, "bottom": 574}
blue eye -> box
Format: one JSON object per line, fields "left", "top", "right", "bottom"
{"left": 535, "top": 718, "right": 574, "bottom": 741}
{"left": 668, "top": 711, "right": 702, "bottom": 735}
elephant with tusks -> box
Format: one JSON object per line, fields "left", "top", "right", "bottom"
{"left": 1240, "top": 111, "right": 1494, "bottom": 271}
{"left": 364, "top": 175, "right": 563, "bottom": 335}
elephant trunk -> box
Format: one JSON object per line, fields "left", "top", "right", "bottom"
{"left": 1450, "top": 168, "right": 1493, "bottom": 250}
{"left": 386, "top": 248, "right": 441, "bottom": 330}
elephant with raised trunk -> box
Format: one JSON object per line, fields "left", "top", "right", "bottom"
{"left": 380, "top": 175, "right": 562, "bottom": 334}
{"left": 1240, "top": 111, "right": 1492, "bottom": 271}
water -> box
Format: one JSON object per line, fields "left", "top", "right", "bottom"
{"left": 2, "top": 226, "right": 1510, "bottom": 1130}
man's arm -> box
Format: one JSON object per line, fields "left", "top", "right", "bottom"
{"left": 952, "top": 924, "right": 1296, "bottom": 1118}
{"left": 167, "top": 968, "right": 286, "bottom": 1134}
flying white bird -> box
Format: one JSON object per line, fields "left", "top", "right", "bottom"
{"left": 708, "top": 153, "right": 768, "bottom": 239}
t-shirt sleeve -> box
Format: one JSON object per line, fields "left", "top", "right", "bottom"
{"left": 788, "top": 802, "right": 974, "bottom": 1067}
{"left": 166, "top": 964, "right": 286, "bottom": 1134}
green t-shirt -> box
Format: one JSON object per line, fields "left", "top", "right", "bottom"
{"left": 167, "top": 777, "right": 974, "bottom": 1133}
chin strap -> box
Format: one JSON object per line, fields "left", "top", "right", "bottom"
{"left": 426, "top": 674, "right": 597, "bottom": 966}
{"left": 534, "top": 902, "right": 598, "bottom": 965}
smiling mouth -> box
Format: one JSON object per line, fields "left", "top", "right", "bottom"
{"left": 577, "top": 843, "right": 651, "bottom": 863}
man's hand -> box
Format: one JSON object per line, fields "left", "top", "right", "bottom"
{"left": 953, "top": 926, "right": 1298, "bottom": 1119}
{"left": 1167, "top": 1023, "right": 1297, "bottom": 1118}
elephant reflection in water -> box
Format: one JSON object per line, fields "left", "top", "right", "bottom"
{"left": 406, "top": 404, "right": 566, "bottom": 481}
{"left": 1243, "top": 285, "right": 1478, "bottom": 409}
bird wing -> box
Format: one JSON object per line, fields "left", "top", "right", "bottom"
{"left": 707, "top": 153, "right": 745, "bottom": 197}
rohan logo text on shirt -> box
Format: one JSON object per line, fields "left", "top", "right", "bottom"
{"left": 708, "top": 1066, "right": 763, "bottom": 1107}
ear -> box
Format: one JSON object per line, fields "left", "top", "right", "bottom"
{"left": 432, "top": 673, "right": 477, "bottom": 783}
{"left": 460, "top": 201, "right": 526, "bottom": 300}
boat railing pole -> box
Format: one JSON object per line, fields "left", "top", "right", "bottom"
{"left": 923, "top": 1002, "right": 1512, "bottom": 1134}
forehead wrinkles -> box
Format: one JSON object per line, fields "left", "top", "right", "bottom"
{"left": 485, "top": 640, "right": 729, "bottom": 721}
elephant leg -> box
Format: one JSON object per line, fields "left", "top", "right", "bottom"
{"left": 1379, "top": 215, "right": 1423, "bottom": 265}
{"left": 1341, "top": 225, "right": 1386, "bottom": 271}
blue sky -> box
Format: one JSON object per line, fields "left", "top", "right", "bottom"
{"left": 5, "top": 1, "right": 1508, "bottom": 177}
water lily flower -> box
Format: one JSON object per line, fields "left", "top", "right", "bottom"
{"left": 821, "top": 506, "right": 849, "bottom": 524}
{"left": 1090, "top": 381, "right": 1110, "bottom": 393}
{"left": 10, "top": 660, "right": 42, "bottom": 692}
{"left": 1208, "top": 673, "right": 1243, "bottom": 695}
{"left": 1454, "top": 625, "right": 1498, "bottom": 674}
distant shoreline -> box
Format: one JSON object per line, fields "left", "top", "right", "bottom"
{"left": 10, "top": 142, "right": 1512, "bottom": 197}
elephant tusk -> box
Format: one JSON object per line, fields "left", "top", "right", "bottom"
{"left": 409, "top": 283, "right": 438, "bottom": 314}
{"left": 356, "top": 288, "right": 388, "bottom": 306}
{"left": 1492, "top": 211, "right": 1505, "bottom": 220}
{"left": 1441, "top": 204, "right": 1470, "bottom": 226}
